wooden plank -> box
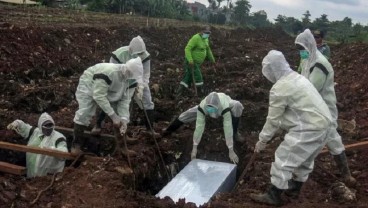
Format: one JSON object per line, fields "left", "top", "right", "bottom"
{"left": 0, "top": 141, "right": 75, "bottom": 160}
{"left": 0, "top": 161, "right": 26, "bottom": 175}
{"left": 55, "top": 126, "right": 116, "bottom": 140}
{"left": 320, "top": 140, "right": 368, "bottom": 155}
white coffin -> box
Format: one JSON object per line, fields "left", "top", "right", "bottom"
{"left": 156, "top": 159, "right": 237, "bottom": 207}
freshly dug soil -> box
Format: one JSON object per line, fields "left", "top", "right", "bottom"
{"left": 0, "top": 5, "right": 367, "bottom": 208}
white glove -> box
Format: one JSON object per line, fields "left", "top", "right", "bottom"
{"left": 191, "top": 145, "right": 198, "bottom": 160}
{"left": 110, "top": 113, "right": 122, "bottom": 128}
{"left": 255, "top": 140, "right": 267, "bottom": 153}
{"left": 134, "top": 85, "right": 144, "bottom": 101}
{"left": 120, "top": 121, "right": 128, "bottom": 135}
{"left": 228, "top": 147, "right": 239, "bottom": 164}
{"left": 7, "top": 120, "right": 21, "bottom": 133}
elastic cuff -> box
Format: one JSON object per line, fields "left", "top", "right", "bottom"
{"left": 121, "top": 117, "right": 129, "bottom": 123}
{"left": 227, "top": 145, "right": 233, "bottom": 149}
{"left": 107, "top": 111, "right": 115, "bottom": 117}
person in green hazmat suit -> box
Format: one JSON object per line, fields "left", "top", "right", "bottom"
{"left": 176, "top": 26, "right": 216, "bottom": 98}
{"left": 7, "top": 112, "right": 68, "bottom": 178}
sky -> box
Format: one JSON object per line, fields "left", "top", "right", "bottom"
{"left": 186, "top": 0, "right": 368, "bottom": 25}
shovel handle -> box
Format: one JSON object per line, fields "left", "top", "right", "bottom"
{"left": 232, "top": 152, "right": 257, "bottom": 192}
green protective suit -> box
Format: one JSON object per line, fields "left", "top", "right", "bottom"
{"left": 180, "top": 34, "right": 215, "bottom": 87}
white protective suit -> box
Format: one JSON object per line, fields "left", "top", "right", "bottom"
{"left": 9, "top": 113, "right": 68, "bottom": 178}
{"left": 260, "top": 50, "right": 332, "bottom": 189}
{"left": 177, "top": 92, "right": 243, "bottom": 149}
{"left": 110, "top": 36, "right": 154, "bottom": 110}
{"left": 73, "top": 57, "right": 143, "bottom": 126}
{"left": 295, "top": 29, "right": 345, "bottom": 155}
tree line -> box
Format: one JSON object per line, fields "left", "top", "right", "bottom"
{"left": 40, "top": 0, "right": 368, "bottom": 43}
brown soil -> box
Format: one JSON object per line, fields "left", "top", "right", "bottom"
{"left": 0, "top": 5, "right": 367, "bottom": 208}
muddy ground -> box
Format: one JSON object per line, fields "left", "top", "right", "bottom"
{"left": 0, "top": 5, "right": 367, "bottom": 208}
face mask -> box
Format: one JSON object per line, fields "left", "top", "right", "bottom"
{"left": 202, "top": 33, "right": 210, "bottom": 39}
{"left": 299, "top": 50, "right": 309, "bottom": 59}
{"left": 205, "top": 106, "right": 217, "bottom": 114}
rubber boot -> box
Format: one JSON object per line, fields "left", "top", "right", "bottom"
{"left": 284, "top": 179, "right": 304, "bottom": 199}
{"left": 162, "top": 117, "right": 184, "bottom": 137}
{"left": 250, "top": 185, "right": 283, "bottom": 206}
{"left": 91, "top": 110, "right": 106, "bottom": 136}
{"left": 72, "top": 123, "right": 87, "bottom": 154}
{"left": 333, "top": 151, "right": 357, "bottom": 186}
{"left": 232, "top": 116, "right": 245, "bottom": 143}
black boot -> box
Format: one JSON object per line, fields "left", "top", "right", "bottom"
{"left": 162, "top": 117, "right": 184, "bottom": 137}
{"left": 333, "top": 151, "right": 356, "bottom": 186}
{"left": 144, "top": 109, "right": 155, "bottom": 130}
{"left": 72, "top": 123, "right": 87, "bottom": 154}
{"left": 232, "top": 116, "right": 245, "bottom": 142}
{"left": 250, "top": 185, "right": 284, "bottom": 206}
{"left": 285, "top": 179, "right": 304, "bottom": 199}
{"left": 91, "top": 110, "right": 106, "bottom": 135}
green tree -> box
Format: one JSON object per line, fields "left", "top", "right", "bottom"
{"left": 232, "top": 0, "right": 251, "bottom": 25}
{"left": 313, "top": 14, "right": 330, "bottom": 32}
{"left": 249, "top": 10, "right": 271, "bottom": 28}
{"left": 302, "top": 10, "right": 311, "bottom": 28}
{"left": 330, "top": 17, "right": 353, "bottom": 43}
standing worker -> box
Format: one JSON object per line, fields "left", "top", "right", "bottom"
{"left": 297, "top": 29, "right": 330, "bottom": 73}
{"left": 72, "top": 58, "right": 143, "bottom": 154}
{"left": 295, "top": 29, "right": 356, "bottom": 186}
{"left": 162, "top": 92, "right": 244, "bottom": 164}
{"left": 176, "top": 26, "right": 216, "bottom": 98}
{"left": 7, "top": 113, "right": 68, "bottom": 178}
{"left": 313, "top": 29, "right": 331, "bottom": 59}
{"left": 250, "top": 50, "right": 333, "bottom": 206}
{"left": 92, "top": 36, "right": 156, "bottom": 134}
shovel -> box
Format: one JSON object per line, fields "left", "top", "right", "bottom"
{"left": 232, "top": 152, "right": 257, "bottom": 192}
{"left": 113, "top": 127, "right": 137, "bottom": 164}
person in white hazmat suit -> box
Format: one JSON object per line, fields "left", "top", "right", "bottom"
{"left": 295, "top": 29, "right": 356, "bottom": 186}
{"left": 7, "top": 113, "right": 68, "bottom": 178}
{"left": 249, "top": 50, "right": 333, "bottom": 206}
{"left": 91, "top": 36, "right": 156, "bottom": 135}
{"left": 72, "top": 57, "right": 143, "bottom": 153}
{"left": 162, "top": 92, "right": 244, "bottom": 164}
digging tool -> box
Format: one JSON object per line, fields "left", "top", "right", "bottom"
{"left": 232, "top": 152, "right": 257, "bottom": 192}
{"left": 190, "top": 64, "right": 198, "bottom": 97}
{"left": 140, "top": 100, "right": 171, "bottom": 181}
{"left": 113, "top": 127, "right": 137, "bottom": 160}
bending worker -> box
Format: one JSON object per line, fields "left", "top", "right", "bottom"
{"left": 162, "top": 92, "right": 243, "bottom": 164}
{"left": 7, "top": 113, "right": 68, "bottom": 178}
{"left": 250, "top": 50, "right": 332, "bottom": 206}
{"left": 92, "top": 36, "right": 155, "bottom": 134}
{"left": 295, "top": 29, "right": 356, "bottom": 186}
{"left": 72, "top": 57, "right": 143, "bottom": 153}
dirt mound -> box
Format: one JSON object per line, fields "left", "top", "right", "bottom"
{"left": 0, "top": 5, "right": 367, "bottom": 208}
